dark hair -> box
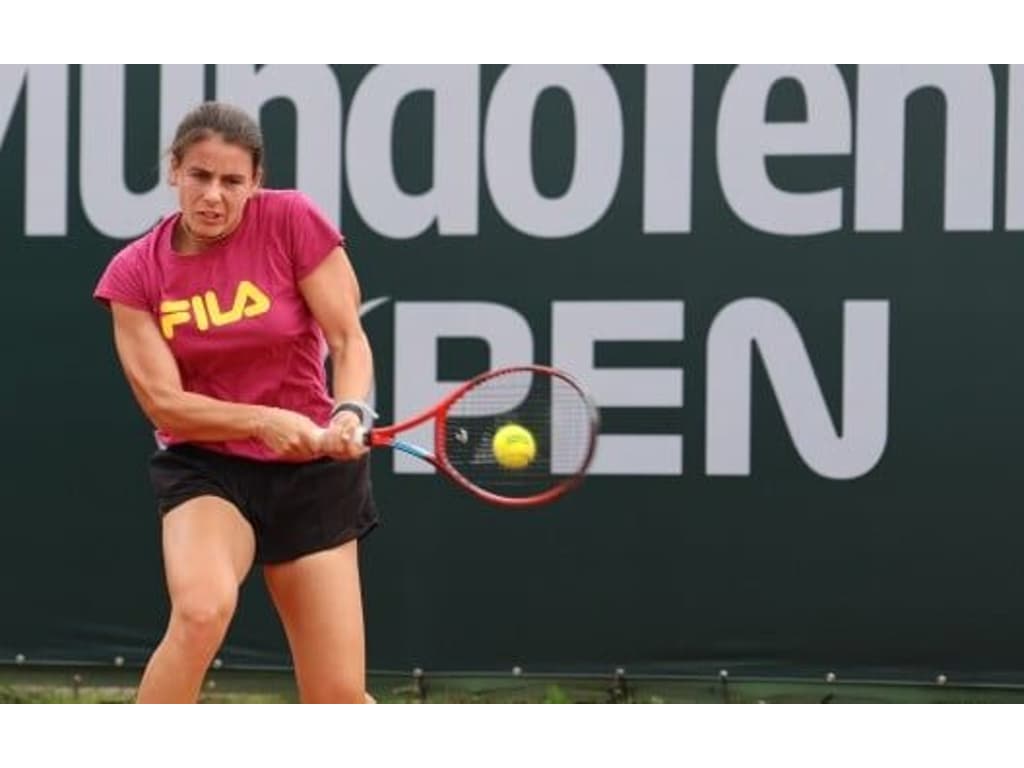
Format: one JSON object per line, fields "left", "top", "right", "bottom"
{"left": 169, "top": 101, "right": 264, "bottom": 172}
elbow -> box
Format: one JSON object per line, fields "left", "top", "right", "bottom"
{"left": 134, "top": 384, "right": 182, "bottom": 434}
{"left": 147, "top": 402, "right": 176, "bottom": 434}
{"left": 149, "top": 403, "right": 178, "bottom": 434}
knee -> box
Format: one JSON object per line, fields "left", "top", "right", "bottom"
{"left": 168, "top": 589, "right": 237, "bottom": 656}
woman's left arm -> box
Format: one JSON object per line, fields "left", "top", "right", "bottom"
{"left": 299, "top": 246, "right": 374, "bottom": 458}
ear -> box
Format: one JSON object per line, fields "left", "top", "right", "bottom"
{"left": 168, "top": 159, "right": 180, "bottom": 187}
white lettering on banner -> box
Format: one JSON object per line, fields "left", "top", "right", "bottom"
{"left": 1, "top": 64, "right": 1017, "bottom": 237}
{"left": 346, "top": 65, "right": 480, "bottom": 238}
{"left": 216, "top": 64, "right": 343, "bottom": 227}
{"left": 1006, "top": 65, "right": 1024, "bottom": 230}
{"left": 80, "top": 65, "right": 202, "bottom": 238}
{"left": 484, "top": 65, "right": 624, "bottom": 237}
{"left": 0, "top": 65, "right": 68, "bottom": 235}
{"left": 377, "top": 298, "right": 886, "bottom": 478}
{"left": 705, "top": 299, "right": 889, "bottom": 479}
{"left": 643, "top": 65, "right": 694, "bottom": 234}
{"left": 855, "top": 65, "right": 995, "bottom": 231}
{"left": 393, "top": 302, "right": 533, "bottom": 475}
{"left": 718, "top": 65, "right": 851, "bottom": 235}
{"left": 552, "top": 302, "right": 684, "bottom": 475}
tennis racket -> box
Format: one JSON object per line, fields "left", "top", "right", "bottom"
{"left": 344, "top": 365, "right": 599, "bottom": 507}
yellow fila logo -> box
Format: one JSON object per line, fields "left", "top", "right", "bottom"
{"left": 160, "top": 280, "right": 271, "bottom": 340}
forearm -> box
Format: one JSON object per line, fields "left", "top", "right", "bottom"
{"left": 144, "top": 387, "right": 272, "bottom": 442}
{"left": 328, "top": 330, "right": 375, "bottom": 406}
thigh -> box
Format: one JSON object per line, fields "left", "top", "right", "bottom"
{"left": 263, "top": 540, "right": 365, "bottom": 700}
{"left": 163, "top": 495, "right": 255, "bottom": 602}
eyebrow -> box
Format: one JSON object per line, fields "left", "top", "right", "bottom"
{"left": 187, "top": 167, "right": 247, "bottom": 183}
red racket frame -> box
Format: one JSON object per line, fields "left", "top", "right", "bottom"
{"left": 364, "top": 365, "right": 599, "bottom": 507}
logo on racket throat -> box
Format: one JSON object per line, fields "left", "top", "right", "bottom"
{"left": 159, "top": 280, "right": 271, "bottom": 339}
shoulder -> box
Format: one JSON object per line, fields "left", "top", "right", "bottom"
{"left": 244, "top": 189, "right": 317, "bottom": 237}
{"left": 94, "top": 217, "right": 172, "bottom": 308}
{"left": 251, "top": 188, "right": 319, "bottom": 217}
{"left": 109, "top": 216, "right": 171, "bottom": 267}
{"left": 248, "top": 189, "right": 340, "bottom": 245}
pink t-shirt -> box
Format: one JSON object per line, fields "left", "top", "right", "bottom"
{"left": 94, "top": 189, "right": 343, "bottom": 461}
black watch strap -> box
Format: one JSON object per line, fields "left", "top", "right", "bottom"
{"left": 330, "top": 400, "right": 376, "bottom": 428}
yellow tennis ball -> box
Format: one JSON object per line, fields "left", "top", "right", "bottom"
{"left": 492, "top": 423, "right": 537, "bottom": 469}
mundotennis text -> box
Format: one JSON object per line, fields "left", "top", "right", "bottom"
{"left": 3, "top": 65, "right": 1022, "bottom": 238}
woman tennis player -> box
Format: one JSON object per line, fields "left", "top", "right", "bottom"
{"left": 94, "top": 101, "right": 377, "bottom": 703}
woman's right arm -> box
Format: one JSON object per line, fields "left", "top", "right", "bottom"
{"left": 110, "top": 302, "right": 322, "bottom": 458}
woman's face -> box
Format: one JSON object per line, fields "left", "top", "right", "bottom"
{"left": 170, "top": 134, "right": 261, "bottom": 247}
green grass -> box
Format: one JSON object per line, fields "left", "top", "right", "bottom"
{"left": 5, "top": 665, "right": 1024, "bottom": 703}
{"left": 0, "top": 685, "right": 289, "bottom": 704}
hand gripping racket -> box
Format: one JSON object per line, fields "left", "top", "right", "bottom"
{"left": 345, "top": 365, "right": 599, "bottom": 507}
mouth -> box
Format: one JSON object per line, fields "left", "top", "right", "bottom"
{"left": 195, "top": 211, "right": 224, "bottom": 225}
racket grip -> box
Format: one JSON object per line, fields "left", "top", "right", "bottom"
{"left": 353, "top": 426, "right": 368, "bottom": 445}
{"left": 313, "top": 425, "right": 369, "bottom": 445}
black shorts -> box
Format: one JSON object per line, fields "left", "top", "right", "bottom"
{"left": 148, "top": 444, "right": 378, "bottom": 564}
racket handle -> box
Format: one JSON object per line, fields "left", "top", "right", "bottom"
{"left": 313, "top": 426, "right": 369, "bottom": 445}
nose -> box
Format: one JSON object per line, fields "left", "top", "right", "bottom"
{"left": 202, "top": 181, "right": 224, "bottom": 202}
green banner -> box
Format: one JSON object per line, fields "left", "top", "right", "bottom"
{"left": 1, "top": 65, "right": 1021, "bottom": 680}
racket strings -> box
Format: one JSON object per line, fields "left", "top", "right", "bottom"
{"left": 442, "top": 370, "right": 596, "bottom": 498}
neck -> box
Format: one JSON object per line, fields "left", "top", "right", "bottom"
{"left": 176, "top": 216, "right": 227, "bottom": 253}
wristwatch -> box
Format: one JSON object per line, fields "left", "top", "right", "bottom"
{"left": 330, "top": 399, "right": 377, "bottom": 429}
